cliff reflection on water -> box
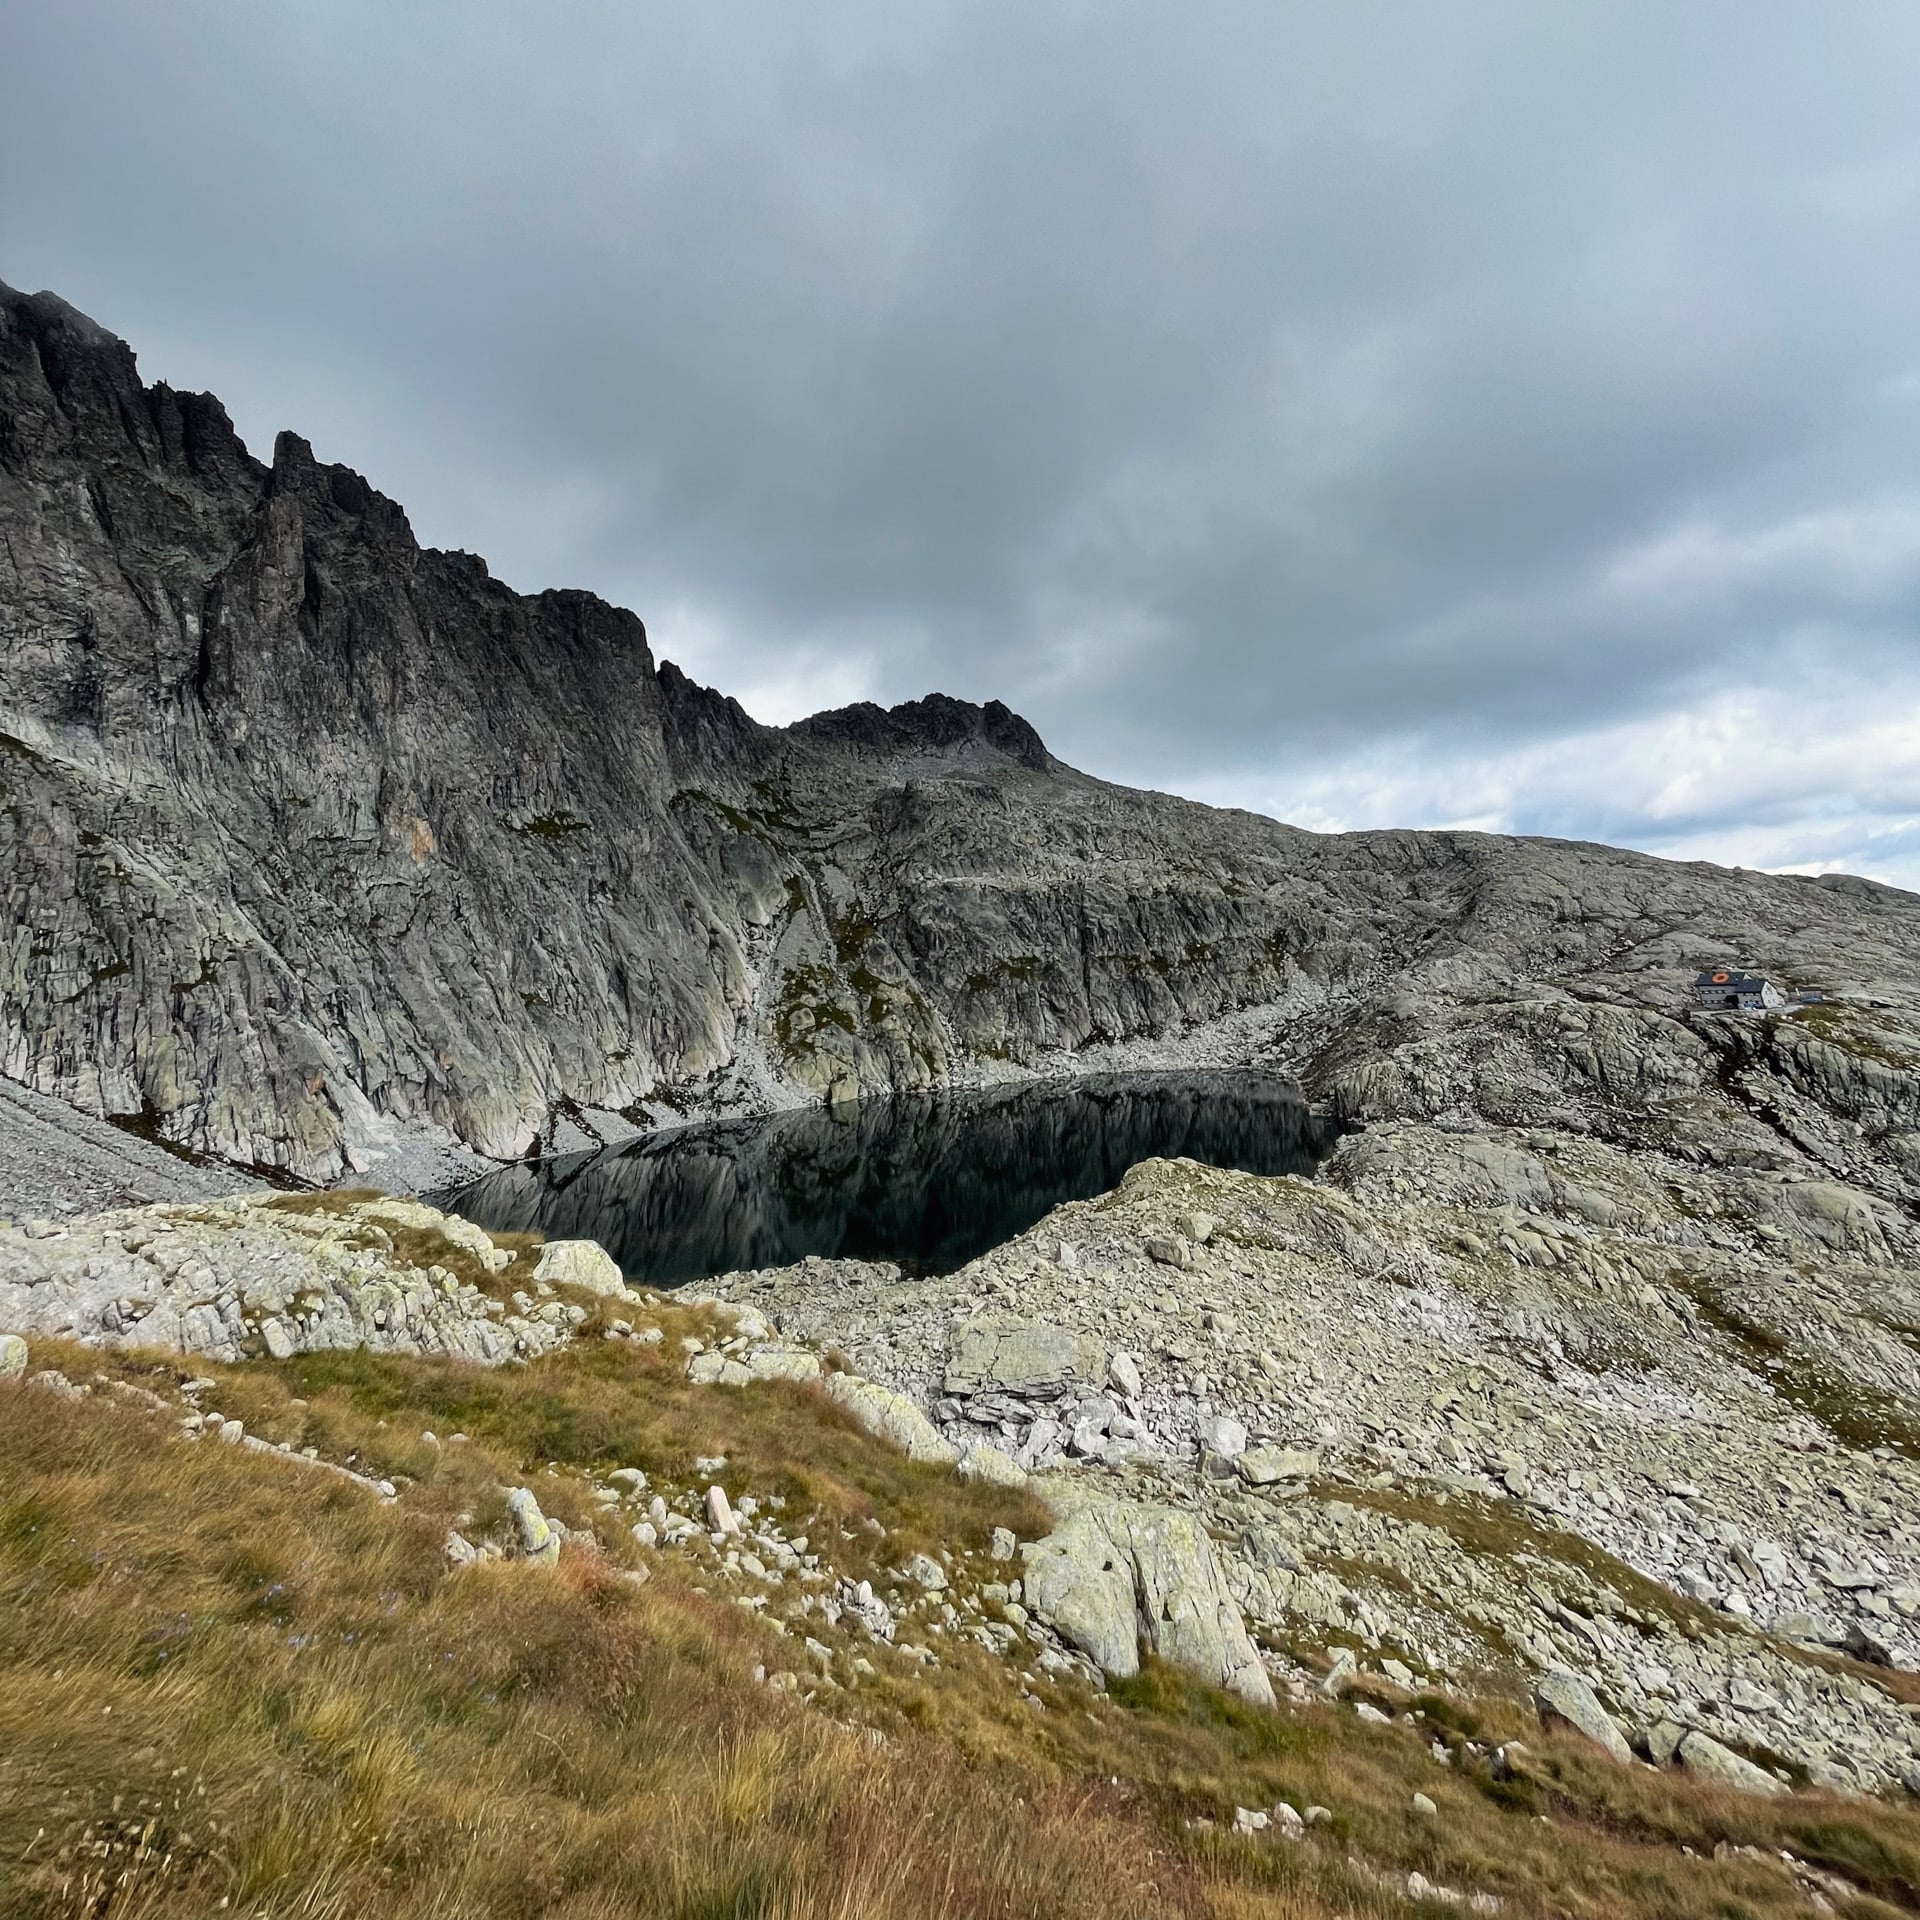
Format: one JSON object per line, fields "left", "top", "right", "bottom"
{"left": 438, "top": 1071, "right": 1334, "bottom": 1289}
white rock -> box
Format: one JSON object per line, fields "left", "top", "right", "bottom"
{"left": 1019, "top": 1486, "right": 1274, "bottom": 1707}
{"left": 1535, "top": 1670, "right": 1633, "bottom": 1765}
{"left": 906, "top": 1552, "right": 949, "bottom": 1591}
{"left": 531, "top": 1240, "right": 628, "bottom": 1296}
{"left": 943, "top": 1316, "right": 1106, "bottom": 1400}
{"left": 823, "top": 1370, "right": 960, "bottom": 1465}
{"left": 1198, "top": 1414, "right": 1248, "bottom": 1459}
{"left": 746, "top": 1345, "right": 822, "bottom": 1382}
{"left": 705, "top": 1485, "right": 741, "bottom": 1536}
{"left": 506, "top": 1488, "right": 560, "bottom": 1566}
{"left": 1677, "top": 1731, "right": 1790, "bottom": 1796}
{"left": 1238, "top": 1445, "right": 1320, "bottom": 1486}
{"left": 957, "top": 1440, "right": 1029, "bottom": 1486}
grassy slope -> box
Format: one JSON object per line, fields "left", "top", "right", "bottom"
{"left": 3, "top": 1321, "right": 1919, "bottom": 1920}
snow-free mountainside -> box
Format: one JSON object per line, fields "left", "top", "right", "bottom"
{"left": 5, "top": 282, "right": 1920, "bottom": 1918}
{"left": 5, "top": 278, "right": 1919, "bottom": 1190}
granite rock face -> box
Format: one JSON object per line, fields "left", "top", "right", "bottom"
{"left": 1020, "top": 1486, "right": 1276, "bottom": 1706}
{"left": 9, "top": 281, "right": 1920, "bottom": 1195}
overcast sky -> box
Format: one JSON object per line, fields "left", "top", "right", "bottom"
{"left": 6, "top": 2, "right": 1919, "bottom": 887}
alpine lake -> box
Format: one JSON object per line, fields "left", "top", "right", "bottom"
{"left": 438, "top": 1070, "right": 1336, "bottom": 1289}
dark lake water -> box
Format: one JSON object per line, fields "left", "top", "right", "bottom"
{"left": 437, "top": 1071, "right": 1334, "bottom": 1289}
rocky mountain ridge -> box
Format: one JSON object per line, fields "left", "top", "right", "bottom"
{"left": 8, "top": 277, "right": 1920, "bottom": 1197}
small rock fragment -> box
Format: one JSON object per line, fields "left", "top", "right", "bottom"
{"left": 506, "top": 1487, "right": 561, "bottom": 1566}
{"left": 705, "top": 1485, "right": 741, "bottom": 1536}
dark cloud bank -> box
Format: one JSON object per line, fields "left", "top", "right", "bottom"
{"left": 5, "top": 1, "right": 1918, "bottom": 883}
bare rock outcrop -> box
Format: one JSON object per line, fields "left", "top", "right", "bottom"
{"left": 1021, "top": 1485, "right": 1276, "bottom": 1706}
{"left": 823, "top": 1370, "right": 961, "bottom": 1466}
{"left": 726, "top": 1146, "right": 1920, "bottom": 1794}
{"left": 0, "top": 1192, "right": 628, "bottom": 1365}
{"left": 7, "top": 280, "right": 1920, "bottom": 1204}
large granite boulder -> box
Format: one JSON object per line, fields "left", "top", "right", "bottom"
{"left": 1535, "top": 1670, "right": 1633, "bottom": 1764}
{"left": 1021, "top": 1487, "right": 1275, "bottom": 1707}
{"left": 1677, "top": 1732, "right": 1790, "bottom": 1796}
{"left": 532, "top": 1240, "right": 629, "bottom": 1296}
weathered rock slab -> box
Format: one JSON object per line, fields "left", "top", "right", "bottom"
{"left": 1021, "top": 1486, "right": 1275, "bottom": 1707}
{"left": 944, "top": 1316, "right": 1106, "bottom": 1402}
{"left": 1677, "top": 1731, "right": 1790, "bottom": 1796}
{"left": 824, "top": 1371, "right": 961, "bottom": 1465}
{"left": 1535, "top": 1670, "right": 1633, "bottom": 1765}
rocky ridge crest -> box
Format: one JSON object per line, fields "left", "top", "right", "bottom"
{"left": 7, "top": 279, "right": 1920, "bottom": 1197}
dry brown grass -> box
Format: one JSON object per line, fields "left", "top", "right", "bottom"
{"left": 0, "top": 1363, "right": 1223, "bottom": 1920}
{"left": 2, "top": 1338, "right": 1918, "bottom": 1920}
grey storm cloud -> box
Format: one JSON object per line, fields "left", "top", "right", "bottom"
{"left": 5, "top": 0, "right": 1919, "bottom": 881}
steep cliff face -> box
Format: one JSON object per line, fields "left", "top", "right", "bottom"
{"left": 5, "top": 280, "right": 1920, "bottom": 1196}
{"left": 2, "top": 284, "right": 752, "bottom": 1173}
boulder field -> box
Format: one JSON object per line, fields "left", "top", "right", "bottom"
{"left": 7, "top": 1134, "right": 1920, "bottom": 1802}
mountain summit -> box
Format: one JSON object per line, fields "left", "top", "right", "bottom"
{"left": 3, "top": 282, "right": 1917, "bottom": 1190}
